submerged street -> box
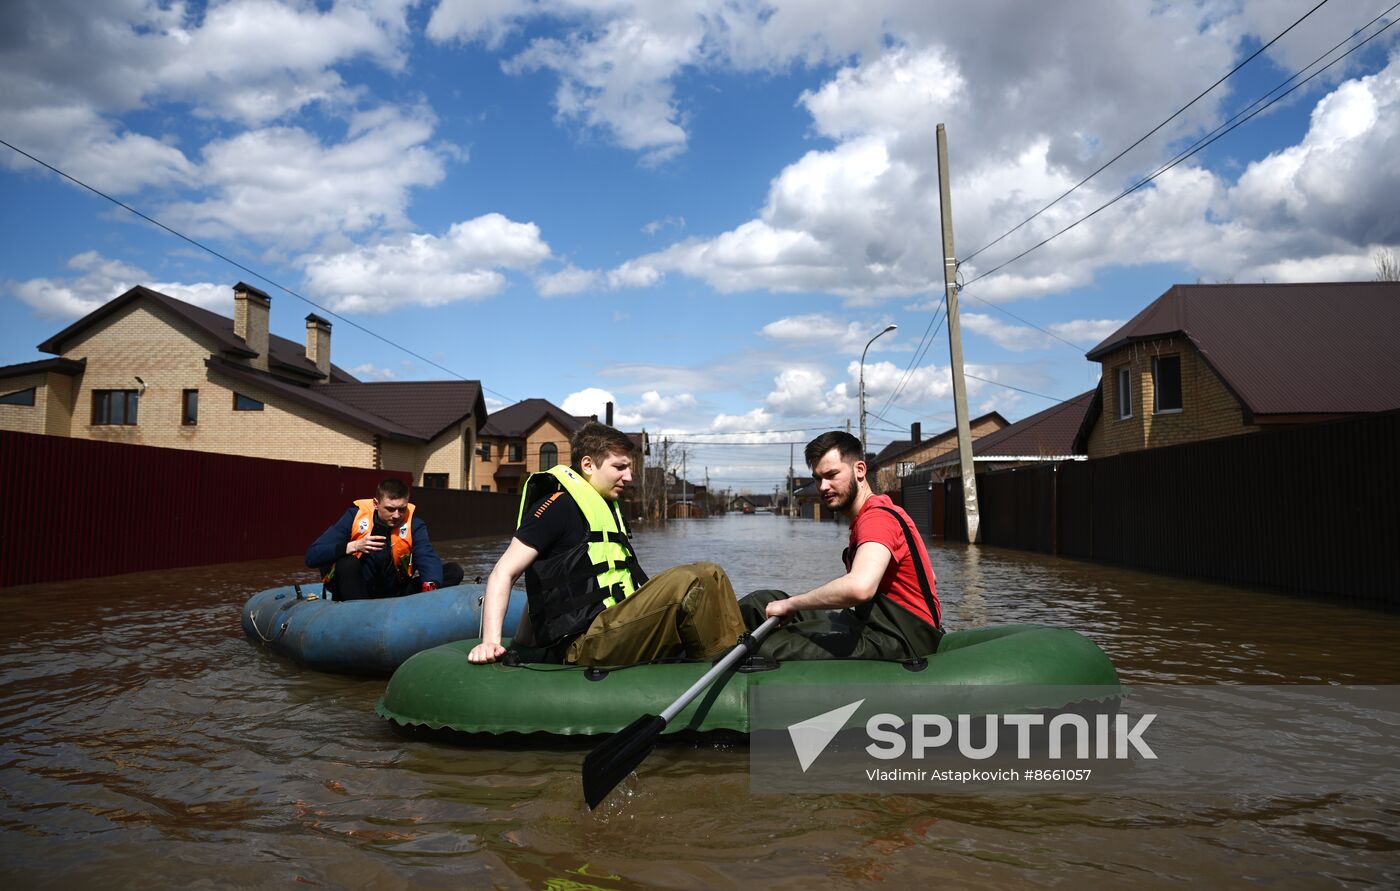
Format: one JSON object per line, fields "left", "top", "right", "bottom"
{"left": 2, "top": 514, "right": 1398, "bottom": 888}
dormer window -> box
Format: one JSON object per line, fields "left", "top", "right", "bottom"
{"left": 1153, "top": 355, "right": 1182, "bottom": 413}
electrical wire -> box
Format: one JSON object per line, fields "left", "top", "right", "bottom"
{"left": 960, "top": 7, "right": 1399, "bottom": 292}
{"left": 0, "top": 137, "right": 519, "bottom": 405}
{"left": 958, "top": 0, "right": 1333, "bottom": 266}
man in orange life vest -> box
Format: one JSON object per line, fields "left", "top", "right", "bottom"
{"left": 305, "top": 478, "right": 464, "bottom": 600}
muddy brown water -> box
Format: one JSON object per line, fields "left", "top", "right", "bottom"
{"left": 2, "top": 514, "right": 1398, "bottom": 888}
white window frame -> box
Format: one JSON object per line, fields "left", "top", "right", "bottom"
{"left": 1115, "top": 366, "right": 1132, "bottom": 420}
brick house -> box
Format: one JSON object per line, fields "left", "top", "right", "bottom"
{"left": 0, "top": 283, "right": 486, "bottom": 488}
{"left": 927, "top": 390, "right": 1092, "bottom": 477}
{"left": 1073, "top": 282, "right": 1400, "bottom": 457}
{"left": 871, "top": 412, "right": 1008, "bottom": 493}
{"left": 473, "top": 398, "right": 586, "bottom": 495}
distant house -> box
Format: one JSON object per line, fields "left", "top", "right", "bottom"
{"left": 872, "top": 412, "right": 1008, "bottom": 493}
{"left": 1073, "top": 282, "right": 1400, "bottom": 458}
{"left": 729, "top": 493, "right": 774, "bottom": 513}
{"left": 928, "top": 391, "right": 1093, "bottom": 478}
{"left": 474, "top": 398, "right": 586, "bottom": 495}
{"left": 0, "top": 283, "right": 486, "bottom": 488}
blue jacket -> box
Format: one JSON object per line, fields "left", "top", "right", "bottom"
{"left": 305, "top": 506, "right": 445, "bottom": 594}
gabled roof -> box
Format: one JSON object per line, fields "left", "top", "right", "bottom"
{"left": 931, "top": 391, "right": 1093, "bottom": 467}
{"left": 207, "top": 357, "right": 424, "bottom": 441}
{"left": 320, "top": 380, "right": 487, "bottom": 441}
{"left": 481, "top": 398, "right": 586, "bottom": 438}
{"left": 874, "top": 411, "right": 1009, "bottom": 465}
{"left": 1086, "top": 282, "right": 1400, "bottom": 417}
{"left": 0, "top": 357, "right": 87, "bottom": 380}
{"left": 38, "top": 285, "right": 358, "bottom": 383}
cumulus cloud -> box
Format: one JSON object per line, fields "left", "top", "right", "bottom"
{"left": 764, "top": 367, "right": 852, "bottom": 417}
{"left": 760, "top": 313, "right": 901, "bottom": 355}
{"left": 711, "top": 407, "right": 776, "bottom": 433}
{"left": 0, "top": 0, "right": 416, "bottom": 191}
{"left": 300, "top": 213, "right": 551, "bottom": 312}
{"left": 536, "top": 265, "right": 600, "bottom": 297}
{"left": 561, "top": 387, "right": 616, "bottom": 419}
{"left": 163, "top": 105, "right": 448, "bottom": 247}
{"left": 7, "top": 251, "right": 226, "bottom": 319}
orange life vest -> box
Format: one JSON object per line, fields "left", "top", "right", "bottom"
{"left": 349, "top": 498, "right": 415, "bottom": 579}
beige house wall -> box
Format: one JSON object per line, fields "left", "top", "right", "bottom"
{"left": 0, "top": 372, "right": 50, "bottom": 435}
{"left": 1087, "top": 337, "right": 1255, "bottom": 459}
{"left": 526, "top": 419, "right": 573, "bottom": 472}
{"left": 45, "top": 373, "right": 77, "bottom": 436}
{"left": 43, "top": 299, "right": 379, "bottom": 466}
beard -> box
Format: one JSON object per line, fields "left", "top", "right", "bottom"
{"left": 825, "top": 483, "right": 857, "bottom": 513}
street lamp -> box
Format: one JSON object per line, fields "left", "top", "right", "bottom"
{"left": 859, "top": 324, "right": 898, "bottom": 460}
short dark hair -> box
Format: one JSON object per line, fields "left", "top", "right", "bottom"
{"left": 571, "top": 421, "right": 635, "bottom": 469}
{"left": 804, "top": 430, "right": 863, "bottom": 469}
{"left": 376, "top": 478, "right": 410, "bottom": 500}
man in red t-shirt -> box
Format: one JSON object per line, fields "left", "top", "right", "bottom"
{"left": 738, "top": 431, "right": 944, "bottom": 660}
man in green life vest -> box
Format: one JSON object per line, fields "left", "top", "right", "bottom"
{"left": 468, "top": 421, "right": 745, "bottom": 666}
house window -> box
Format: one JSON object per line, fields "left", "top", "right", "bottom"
{"left": 92, "top": 390, "right": 139, "bottom": 425}
{"left": 539, "top": 442, "right": 557, "bottom": 470}
{"left": 896, "top": 461, "right": 915, "bottom": 478}
{"left": 478, "top": 440, "right": 493, "bottom": 461}
{"left": 233, "top": 392, "right": 264, "bottom": 411}
{"left": 182, "top": 389, "right": 198, "bottom": 425}
{"left": 1115, "top": 366, "right": 1132, "bottom": 419}
{"left": 509, "top": 442, "right": 523, "bottom": 462}
{"left": 422, "top": 473, "right": 449, "bottom": 489}
{"left": 0, "top": 387, "right": 36, "bottom": 406}
{"left": 1153, "top": 355, "right": 1182, "bottom": 413}
{"left": 480, "top": 485, "right": 491, "bottom": 492}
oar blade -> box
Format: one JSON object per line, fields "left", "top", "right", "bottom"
{"left": 583, "top": 713, "right": 666, "bottom": 809}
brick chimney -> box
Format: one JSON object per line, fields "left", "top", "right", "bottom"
{"left": 233, "top": 282, "right": 271, "bottom": 370}
{"left": 305, "top": 313, "right": 332, "bottom": 378}
{"left": 606, "top": 401, "right": 614, "bottom": 426}
{"left": 911, "top": 422, "right": 921, "bottom": 444}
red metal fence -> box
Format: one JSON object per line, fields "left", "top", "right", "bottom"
{"left": 0, "top": 431, "right": 514, "bottom": 588}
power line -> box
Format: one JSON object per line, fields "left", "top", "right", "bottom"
{"left": 876, "top": 293, "right": 947, "bottom": 420}
{"left": 960, "top": 6, "right": 1400, "bottom": 292}
{"left": 965, "top": 373, "right": 1065, "bottom": 403}
{"left": 0, "top": 137, "right": 519, "bottom": 405}
{"left": 959, "top": 0, "right": 1333, "bottom": 267}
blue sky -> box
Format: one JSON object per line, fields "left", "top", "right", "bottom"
{"left": 3, "top": 1, "right": 1398, "bottom": 491}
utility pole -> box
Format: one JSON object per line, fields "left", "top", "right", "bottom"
{"left": 640, "top": 428, "right": 648, "bottom": 524}
{"left": 704, "top": 466, "right": 710, "bottom": 518}
{"left": 681, "top": 449, "right": 687, "bottom": 519}
{"left": 788, "top": 442, "right": 795, "bottom": 519}
{"left": 661, "top": 438, "right": 669, "bottom": 525}
{"left": 937, "top": 122, "right": 981, "bottom": 543}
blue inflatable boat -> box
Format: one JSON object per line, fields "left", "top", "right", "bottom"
{"left": 240, "top": 583, "right": 525, "bottom": 675}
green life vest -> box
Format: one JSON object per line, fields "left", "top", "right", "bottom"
{"left": 516, "top": 465, "right": 648, "bottom": 647}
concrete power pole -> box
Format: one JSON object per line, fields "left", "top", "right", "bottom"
{"left": 936, "top": 123, "right": 981, "bottom": 543}
{"left": 788, "top": 442, "right": 795, "bottom": 519}
{"left": 640, "top": 428, "right": 648, "bottom": 524}
{"left": 661, "top": 437, "right": 669, "bottom": 526}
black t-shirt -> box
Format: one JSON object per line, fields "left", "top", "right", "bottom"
{"left": 515, "top": 489, "right": 587, "bottom": 556}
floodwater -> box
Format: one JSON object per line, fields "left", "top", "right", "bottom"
{"left": 2, "top": 513, "right": 1398, "bottom": 889}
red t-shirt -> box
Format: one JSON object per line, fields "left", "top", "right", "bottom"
{"left": 845, "top": 494, "right": 940, "bottom": 626}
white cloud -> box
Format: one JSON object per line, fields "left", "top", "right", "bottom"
{"left": 300, "top": 213, "right": 551, "bottom": 312}
{"left": 164, "top": 105, "right": 448, "bottom": 247}
{"left": 349, "top": 362, "right": 403, "bottom": 381}
{"left": 642, "top": 215, "right": 685, "bottom": 236}
{"left": 711, "top": 407, "right": 775, "bottom": 433}
{"left": 764, "top": 367, "right": 852, "bottom": 417}
{"left": 1049, "top": 318, "right": 1125, "bottom": 345}
{"left": 536, "top": 265, "right": 600, "bottom": 297}
{"left": 961, "top": 313, "right": 1049, "bottom": 352}
{"left": 7, "top": 251, "right": 225, "bottom": 319}
{"left": 760, "top": 314, "right": 899, "bottom": 354}
{"left": 561, "top": 387, "right": 617, "bottom": 419}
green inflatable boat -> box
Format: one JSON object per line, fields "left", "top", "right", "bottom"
{"left": 375, "top": 624, "right": 1121, "bottom": 737}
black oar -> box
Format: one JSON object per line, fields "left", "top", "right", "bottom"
{"left": 582, "top": 616, "right": 781, "bottom": 809}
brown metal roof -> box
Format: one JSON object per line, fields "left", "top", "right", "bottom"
{"left": 874, "top": 411, "right": 1009, "bottom": 465}
{"left": 207, "top": 357, "right": 425, "bottom": 441}
{"left": 319, "top": 380, "right": 487, "bottom": 441}
{"left": 931, "top": 391, "right": 1093, "bottom": 466}
{"left": 481, "top": 398, "right": 587, "bottom": 438}
{"left": 38, "top": 285, "right": 358, "bottom": 383}
{"left": 1086, "top": 282, "right": 1400, "bottom": 417}
{"left": 0, "top": 357, "right": 87, "bottom": 379}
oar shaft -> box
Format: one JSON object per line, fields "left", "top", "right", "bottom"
{"left": 659, "top": 617, "right": 779, "bottom": 723}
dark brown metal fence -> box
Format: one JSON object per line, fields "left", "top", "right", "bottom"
{"left": 939, "top": 410, "right": 1400, "bottom": 603}
{"left": 0, "top": 431, "right": 516, "bottom": 588}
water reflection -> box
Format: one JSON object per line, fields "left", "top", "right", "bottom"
{"left": 1, "top": 514, "right": 1398, "bottom": 888}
